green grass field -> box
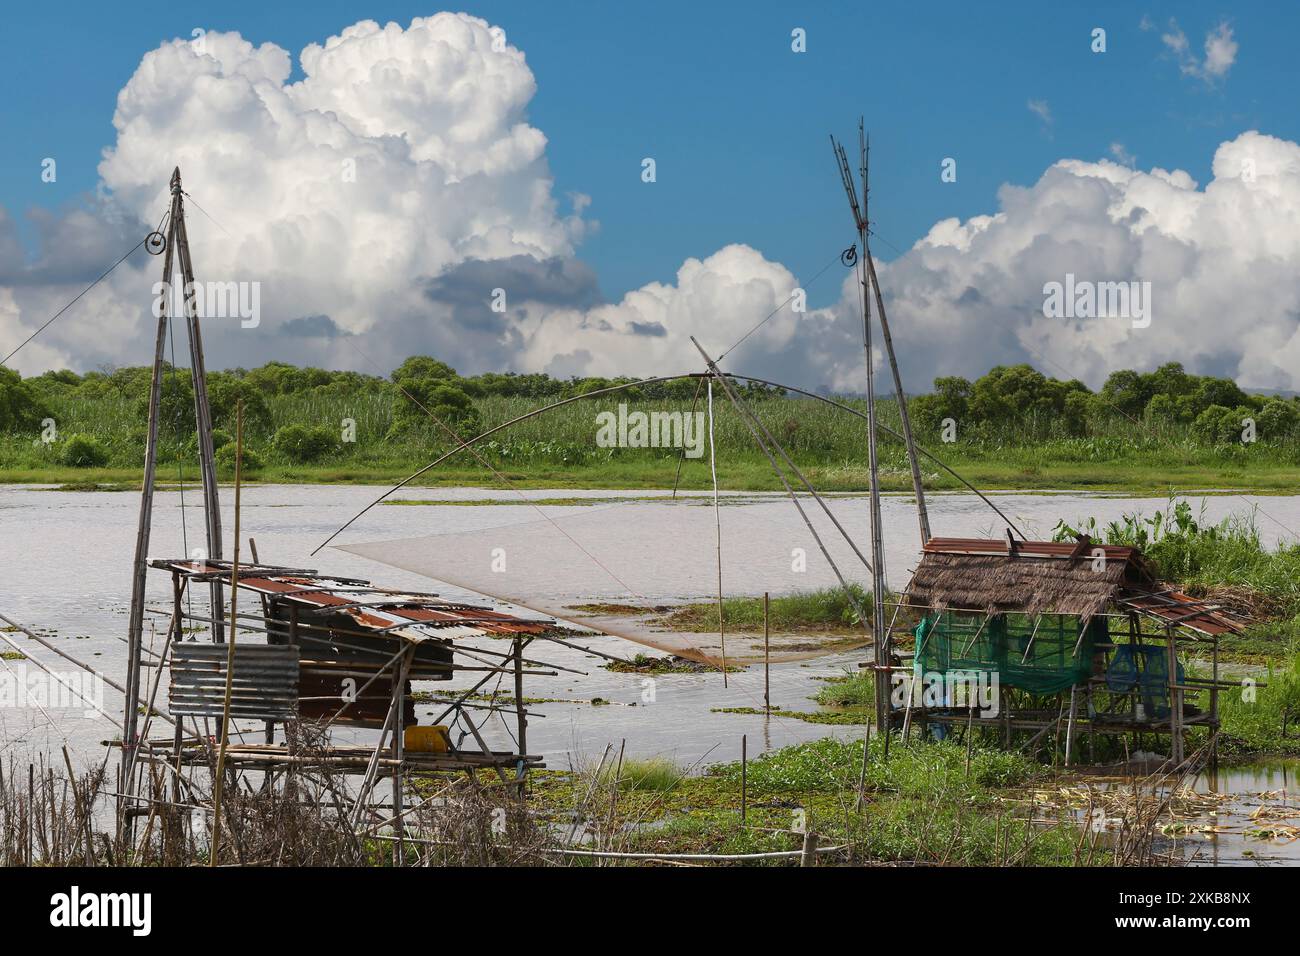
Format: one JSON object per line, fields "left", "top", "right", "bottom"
{"left": 4, "top": 390, "right": 1299, "bottom": 493}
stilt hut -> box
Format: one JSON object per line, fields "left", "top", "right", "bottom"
{"left": 901, "top": 535, "right": 1245, "bottom": 766}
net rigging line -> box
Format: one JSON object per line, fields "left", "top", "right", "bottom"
{"left": 1, "top": 235, "right": 151, "bottom": 366}
{"left": 716, "top": 245, "right": 849, "bottom": 362}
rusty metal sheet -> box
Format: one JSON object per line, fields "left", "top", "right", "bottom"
{"left": 297, "top": 667, "right": 415, "bottom": 728}
{"left": 169, "top": 643, "right": 300, "bottom": 721}
{"left": 151, "top": 558, "right": 566, "bottom": 645}
{"left": 922, "top": 537, "right": 1141, "bottom": 562}
{"left": 1119, "top": 589, "right": 1243, "bottom": 635}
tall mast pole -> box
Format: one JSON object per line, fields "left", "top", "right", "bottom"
{"left": 170, "top": 168, "right": 225, "bottom": 642}
{"left": 833, "top": 122, "right": 891, "bottom": 737}
{"left": 121, "top": 190, "right": 177, "bottom": 827}
{"left": 867, "top": 249, "right": 931, "bottom": 544}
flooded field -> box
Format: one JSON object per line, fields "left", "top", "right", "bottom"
{"left": 1, "top": 483, "right": 1298, "bottom": 864}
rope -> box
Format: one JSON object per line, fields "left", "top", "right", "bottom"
{"left": 2, "top": 236, "right": 147, "bottom": 366}
{"left": 717, "top": 246, "right": 847, "bottom": 361}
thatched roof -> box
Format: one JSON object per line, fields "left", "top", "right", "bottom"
{"left": 904, "top": 537, "right": 1157, "bottom": 620}
{"left": 905, "top": 551, "right": 1128, "bottom": 618}
{"left": 903, "top": 537, "right": 1244, "bottom": 635}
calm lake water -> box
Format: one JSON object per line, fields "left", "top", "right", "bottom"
{"left": 1, "top": 483, "right": 1297, "bottom": 863}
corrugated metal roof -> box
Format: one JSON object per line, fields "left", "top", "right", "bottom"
{"left": 169, "top": 643, "right": 300, "bottom": 720}
{"left": 150, "top": 559, "right": 564, "bottom": 644}
{"left": 923, "top": 537, "right": 1143, "bottom": 563}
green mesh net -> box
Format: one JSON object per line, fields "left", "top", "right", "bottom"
{"left": 914, "top": 611, "right": 1106, "bottom": 695}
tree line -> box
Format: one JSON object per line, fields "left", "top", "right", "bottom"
{"left": 3, "top": 358, "right": 1298, "bottom": 454}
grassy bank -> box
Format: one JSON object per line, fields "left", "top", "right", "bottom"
{"left": 528, "top": 735, "right": 1095, "bottom": 865}
{"left": 4, "top": 389, "right": 1300, "bottom": 492}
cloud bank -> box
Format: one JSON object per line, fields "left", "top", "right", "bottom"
{"left": 2, "top": 14, "right": 1298, "bottom": 395}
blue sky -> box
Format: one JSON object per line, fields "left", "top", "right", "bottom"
{"left": 2, "top": 1, "right": 1287, "bottom": 307}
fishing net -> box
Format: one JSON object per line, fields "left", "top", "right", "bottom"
{"left": 334, "top": 495, "right": 879, "bottom": 665}
{"left": 1105, "top": 643, "right": 1181, "bottom": 718}
{"left": 914, "top": 611, "right": 1105, "bottom": 695}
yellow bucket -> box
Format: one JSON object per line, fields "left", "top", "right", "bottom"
{"left": 405, "top": 724, "right": 451, "bottom": 753}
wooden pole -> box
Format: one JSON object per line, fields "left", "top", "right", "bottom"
{"left": 707, "top": 379, "right": 727, "bottom": 687}
{"left": 513, "top": 634, "right": 529, "bottom": 791}
{"left": 832, "top": 126, "right": 890, "bottom": 739}
{"left": 1210, "top": 635, "right": 1220, "bottom": 771}
{"left": 248, "top": 537, "right": 275, "bottom": 747}
{"left": 865, "top": 249, "right": 931, "bottom": 545}
{"left": 169, "top": 168, "right": 225, "bottom": 644}
{"left": 121, "top": 202, "right": 177, "bottom": 833}
{"left": 854, "top": 723, "right": 870, "bottom": 810}
{"left": 1167, "top": 625, "right": 1184, "bottom": 766}
{"left": 393, "top": 646, "right": 411, "bottom": 865}
{"left": 1064, "top": 685, "right": 1078, "bottom": 767}
{"left": 763, "top": 592, "right": 770, "bottom": 712}
{"left": 171, "top": 573, "right": 186, "bottom": 783}
{"left": 741, "top": 734, "right": 747, "bottom": 825}
{"left": 210, "top": 400, "right": 244, "bottom": 866}
{"left": 800, "top": 830, "right": 819, "bottom": 867}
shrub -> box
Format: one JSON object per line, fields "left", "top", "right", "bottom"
{"left": 207, "top": 375, "right": 272, "bottom": 434}
{"left": 389, "top": 381, "right": 482, "bottom": 440}
{"left": 60, "top": 433, "right": 109, "bottom": 468}
{"left": 1256, "top": 399, "right": 1300, "bottom": 442}
{"left": 272, "top": 424, "right": 337, "bottom": 463}
{"left": 1192, "top": 404, "right": 1253, "bottom": 445}
{"left": 215, "top": 442, "right": 264, "bottom": 474}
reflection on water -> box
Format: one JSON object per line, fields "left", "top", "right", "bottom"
{"left": 1187, "top": 760, "right": 1300, "bottom": 866}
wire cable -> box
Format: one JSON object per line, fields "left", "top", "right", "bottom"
{"left": 1, "top": 237, "right": 147, "bottom": 366}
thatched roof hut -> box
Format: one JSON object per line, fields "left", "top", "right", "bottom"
{"left": 904, "top": 537, "right": 1240, "bottom": 635}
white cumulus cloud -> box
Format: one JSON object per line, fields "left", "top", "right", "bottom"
{"left": 865, "top": 131, "right": 1300, "bottom": 392}
{"left": 3, "top": 16, "right": 1298, "bottom": 401}
{"left": 2, "top": 13, "right": 588, "bottom": 375}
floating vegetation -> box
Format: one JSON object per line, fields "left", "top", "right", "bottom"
{"left": 711, "top": 705, "right": 867, "bottom": 725}
{"left": 604, "top": 653, "right": 728, "bottom": 674}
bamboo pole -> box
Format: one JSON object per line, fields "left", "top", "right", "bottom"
{"left": 707, "top": 379, "right": 727, "bottom": 687}
{"left": 865, "top": 250, "right": 930, "bottom": 545}
{"left": 831, "top": 126, "right": 890, "bottom": 739}
{"left": 210, "top": 400, "right": 244, "bottom": 866}
{"left": 513, "top": 634, "right": 529, "bottom": 790}
{"left": 763, "top": 593, "right": 771, "bottom": 712}
{"left": 170, "top": 168, "right": 224, "bottom": 644}
{"left": 121, "top": 206, "right": 177, "bottom": 833}
{"left": 690, "top": 339, "right": 874, "bottom": 638}
{"left": 1167, "top": 625, "right": 1184, "bottom": 766}
{"left": 393, "top": 646, "right": 412, "bottom": 865}
{"left": 741, "top": 735, "right": 747, "bottom": 825}
{"left": 1064, "top": 686, "right": 1079, "bottom": 767}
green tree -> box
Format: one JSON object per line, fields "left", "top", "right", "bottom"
{"left": 1099, "top": 369, "right": 1151, "bottom": 418}
{"left": 392, "top": 356, "right": 459, "bottom": 386}
{"left": 911, "top": 375, "right": 971, "bottom": 436}
{"left": 969, "top": 365, "right": 1078, "bottom": 433}
{"left": 0, "top": 366, "right": 51, "bottom": 433}
{"left": 207, "top": 374, "right": 272, "bottom": 433}
{"left": 389, "top": 380, "right": 481, "bottom": 440}
{"left": 1192, "top": 404, "right": 1254, "bottom": 445}
{"left": 1257, "top": 399, "right": 1300, "bottom": 441}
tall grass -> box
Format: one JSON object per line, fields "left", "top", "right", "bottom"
{"left": 4, "top": 389, "right": 1299, "bottom": 487}
{"left": 1055, "top": 499, "right": 1300, "bottom": 617}
{"left": 1214, "top": 653, "right": 1300, "bottom": 756}
{"left": 662, "top": 585, "right": 872, "bottom": 632}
